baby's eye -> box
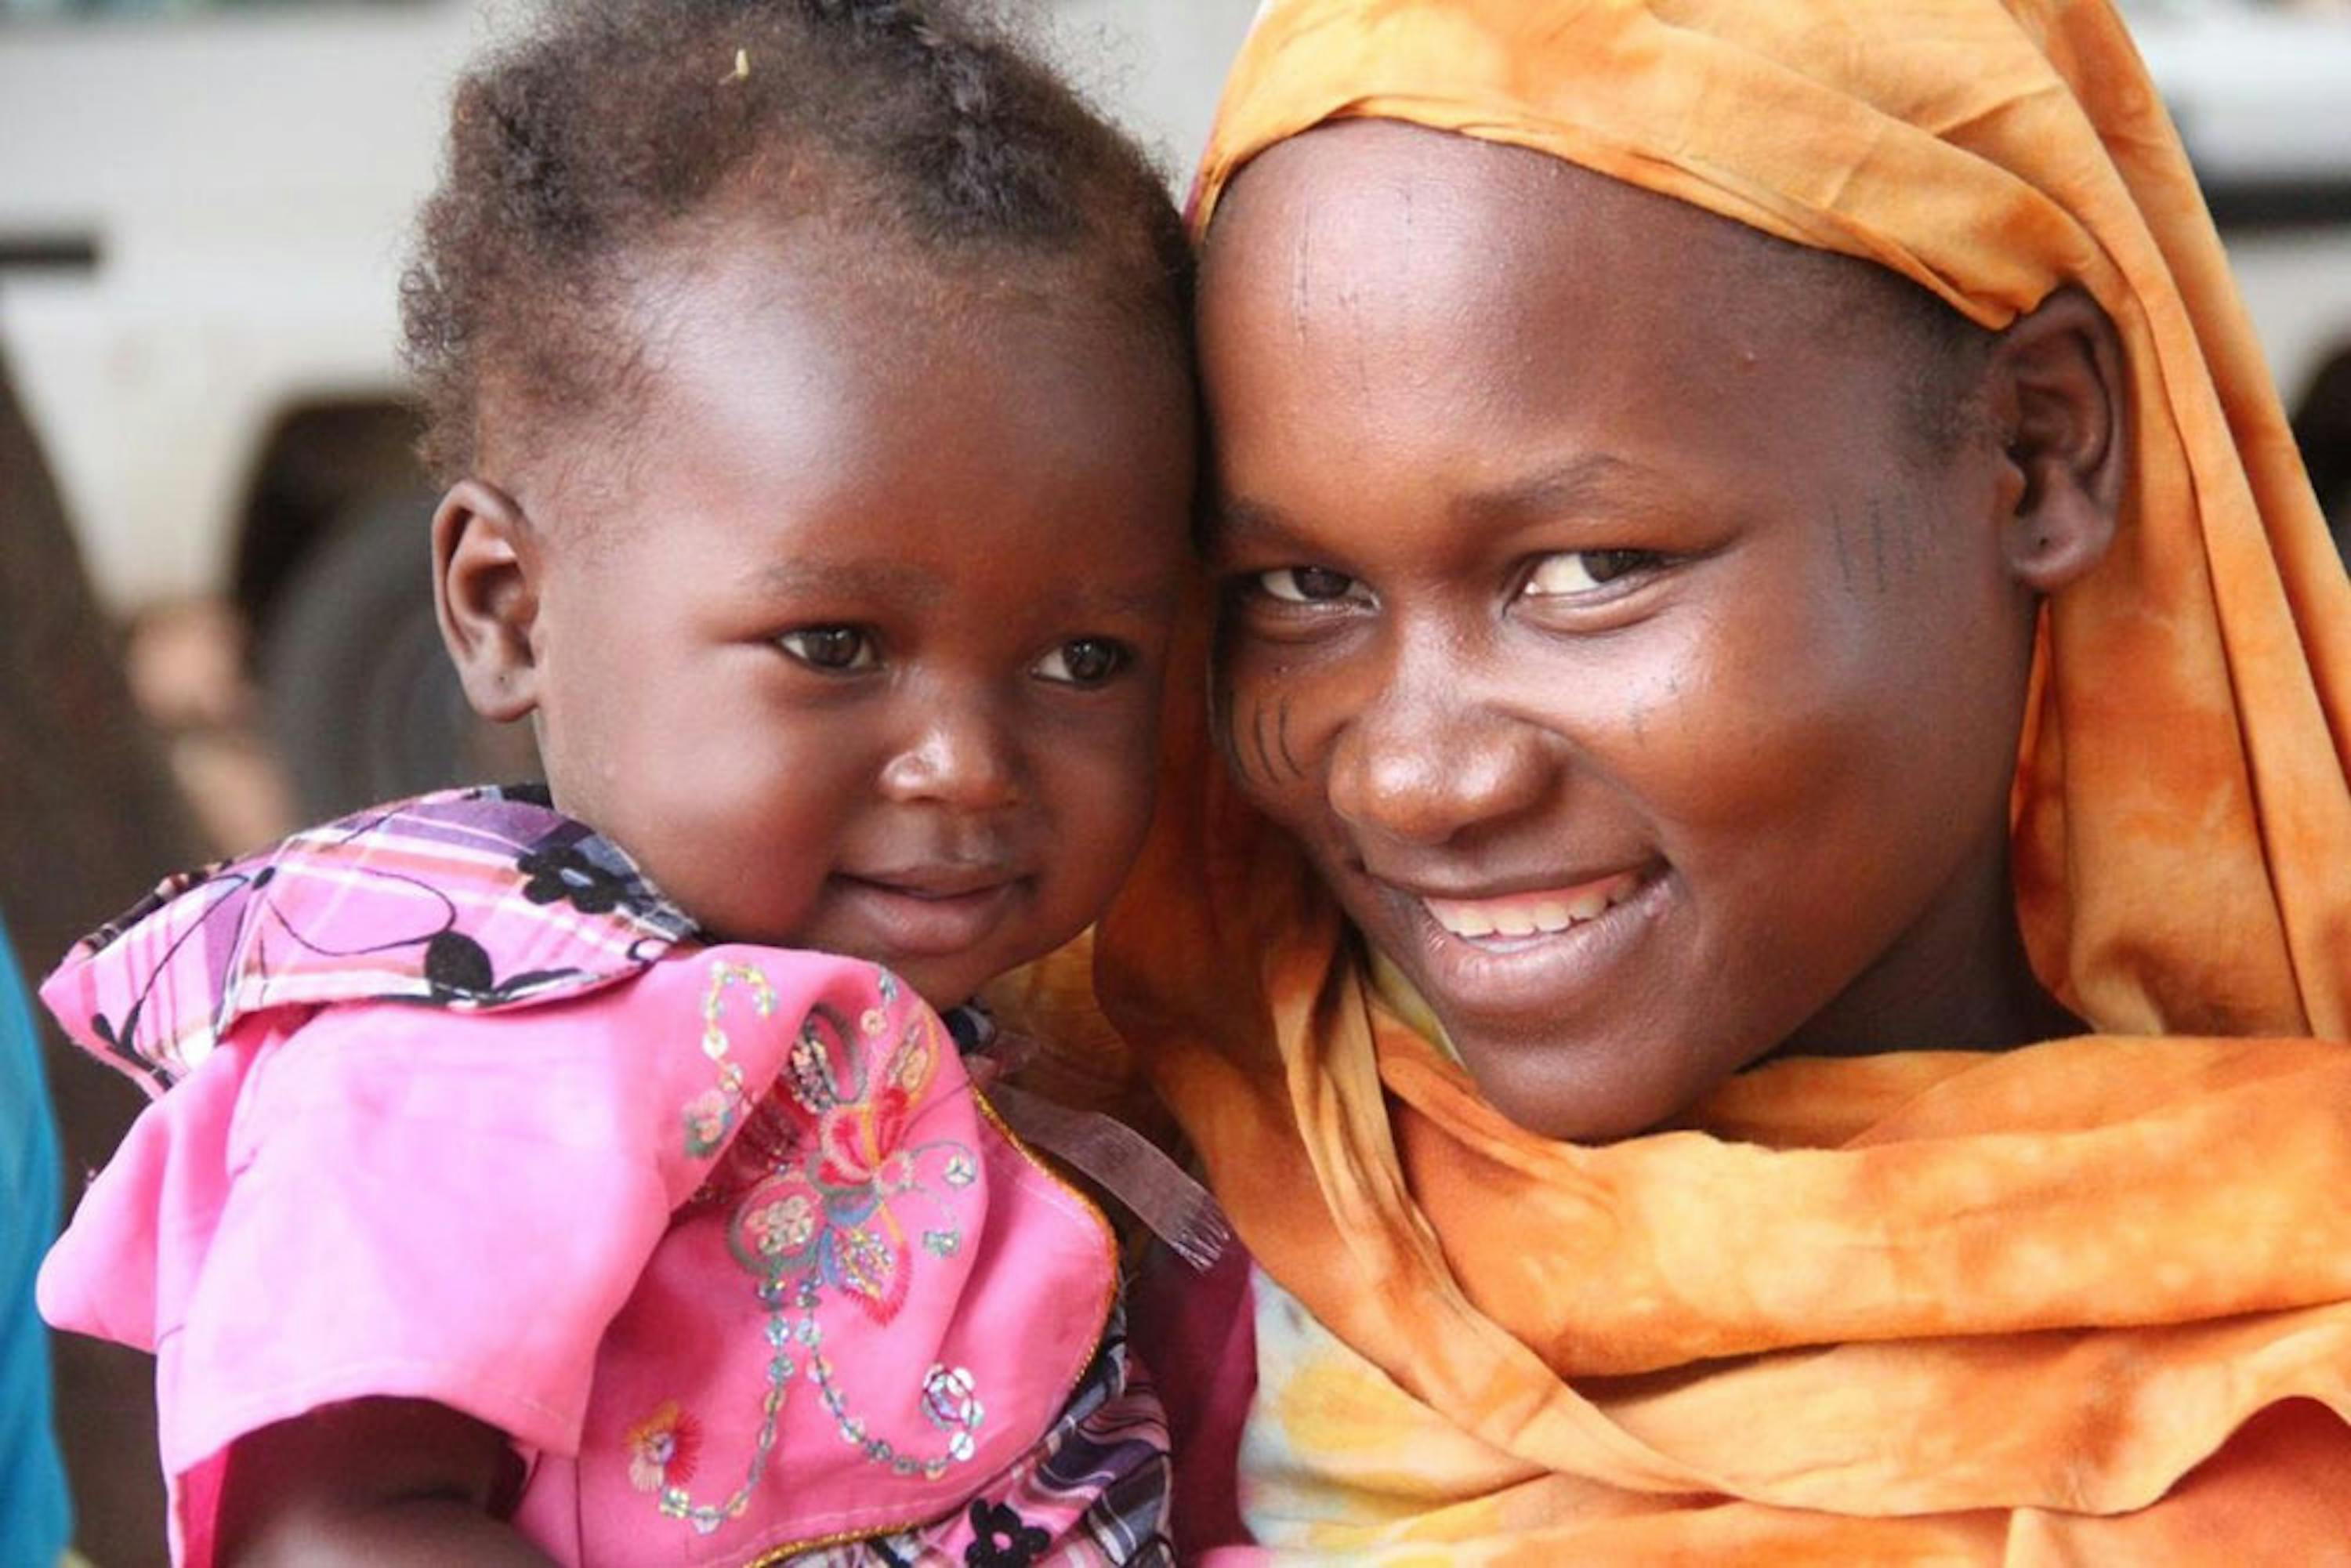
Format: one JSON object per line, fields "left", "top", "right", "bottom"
{"left": 1522, "top": 550, "right": 1660, "bottom": 598}
{"left": 1034, "top": 637, "right": 1132, "bottom": 688}
{"left": 777, "top": 626, "right": 877, "bottom": 672}
{"left": 1256, "top": 567, "right": 1362, "bottom": 604}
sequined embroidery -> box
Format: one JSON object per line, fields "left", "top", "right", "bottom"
{"left": 647, "top": 966, "right": 987, "bottom": 1537}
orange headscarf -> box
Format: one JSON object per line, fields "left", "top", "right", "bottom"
{"left": 1095, "top": 0, "right": 2351, "bottom": 1559}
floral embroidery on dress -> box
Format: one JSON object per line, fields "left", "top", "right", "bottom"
{"left": 644, "top": 965, "right": 989, "bottom": 1537}
{"left": 625, "top": 1401, "right": 703, "bottom": 1494}
{"left": 683, "top": 963, "right": 772, "bottom": 1158}
{"left": 683, "top": 1088, "right": 736, "bottom": 1157}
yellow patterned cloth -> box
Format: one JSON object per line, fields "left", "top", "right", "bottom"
{"left": 1096, "top": 0, "right": 2351, "bottom": 1559}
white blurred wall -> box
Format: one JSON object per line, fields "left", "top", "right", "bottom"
{"left": 0, "top": 0, "right": 1259, "bottom": 613}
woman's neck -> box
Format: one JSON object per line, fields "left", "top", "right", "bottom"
{"left": 1776, "top": 825, "right": 2083, "bottom": 1060}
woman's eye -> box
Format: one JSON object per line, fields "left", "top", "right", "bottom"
{"left": 1523, "top": 549, "right": 1659, "bottom": 598}
{"left": 1255, "top": 567, "right": 1361, "bottom": 604}
{"left": 777, "top": 626, "right": 877, "bottom": 672}
{"left": 1034, "top": 637, "right": 1131, "bottom": 687}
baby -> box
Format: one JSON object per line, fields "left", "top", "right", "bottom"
{"left": 35, "top": 1, "right": 1199, "bottom": 1563}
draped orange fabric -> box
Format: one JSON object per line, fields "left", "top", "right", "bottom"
{"left": 1094, "top": 0, "right": 2351, "bottom": 1559}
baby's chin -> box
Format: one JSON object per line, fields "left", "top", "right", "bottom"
{"left": 686, "top": 919, "right": 982, "bottom": 1016}
{"left": 682, "top": 871, "right": 1096, "bottom": 1021}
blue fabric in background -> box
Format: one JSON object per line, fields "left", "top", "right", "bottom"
{"left": 0, "top": 916, "right": 71, "bottom": 1567}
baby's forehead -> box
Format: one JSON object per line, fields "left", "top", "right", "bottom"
{"left": 494, "top": 223, "right": 1190, "bottom": 516}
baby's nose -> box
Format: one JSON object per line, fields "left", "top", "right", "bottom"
{"left": 878, "top": 706, "right": 1023, "bottom": 812}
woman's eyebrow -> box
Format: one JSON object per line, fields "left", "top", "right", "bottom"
{"left": 1449, "top": 452, "right": 1686, "bottom": 530}
{"left": 1210, "top": 494, "right": 1309, "bottom": 549}
{"left": 1212, "top": 454, "right": 1690, "bottom": 552}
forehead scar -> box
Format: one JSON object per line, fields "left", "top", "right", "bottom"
{"left": 1290, "top": 218, "right": 1313, "bottom": 346}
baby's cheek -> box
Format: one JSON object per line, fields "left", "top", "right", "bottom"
{"left": 1070, "top": 726, "right": 1165, "bottom": 873}
{"left": 672, "top": 795, "right": 841, "bottom": 947}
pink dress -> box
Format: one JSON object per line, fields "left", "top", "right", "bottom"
{"left": 36, "top": 787, "right": 1171, "bottom": 1566}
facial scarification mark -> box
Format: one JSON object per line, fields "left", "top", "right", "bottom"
{"left": 1210, "top": 705, "right": 1248, "bottom": 788}
{"left": 1207, "top": 657, "right": 1255, "bottom": 788}
{"left": 1874, "top": 494, "right": 1925, "bottom": 585}
{"left": 1830, "top": 496, "right": 1924, "bottom": 599}
{"left": 1277, "top": 693, "right": 1303, "bottom": 781}
{"left": 1211, "top": 661, "right": 1270, "bottom": 791}
{"left": 1290, "top": 221, "right": 1314, "bottom": 348}
{"left": 1252, "top": 697, "right": 1281, "bottom": 789}
{"left": 1861, "top": 494, "right": 1930, "bottom": 596}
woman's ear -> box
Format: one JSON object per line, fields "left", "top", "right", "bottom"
{"left": 432, "top": 479, "right": 542, "bottom": 722}
{"left": 1991, "top": 286, "right": 2128, "bottom": 593}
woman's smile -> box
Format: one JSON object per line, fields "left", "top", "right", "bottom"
{"left": 1415, "top": 867, "right": 1647, "bottom": 940}
{"left": 1389, "top": 864, "right": 1671, "bottom": 1029}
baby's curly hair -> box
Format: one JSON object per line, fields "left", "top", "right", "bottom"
{"left": 400, "top": 0, "right": 1191, "bottom": 481}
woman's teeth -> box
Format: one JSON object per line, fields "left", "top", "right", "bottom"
{"left": 1424, "top": 873, "right": 1642, "bottom": 939}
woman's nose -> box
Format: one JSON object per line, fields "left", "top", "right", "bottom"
{"left": 878, "top": 704, "right": 1023, "bottom": 812}
{"left": 1324, "top": 668, "right": 1555, "bottom": 846}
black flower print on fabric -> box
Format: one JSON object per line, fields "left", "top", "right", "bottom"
{"left": 422, "top": 930, "right": 499, "bottom": 999}
{"left": 509, "top": 802, "right": 679, "bottom": 929}
{"left": 517, "top": 843, "right": 632, "bottom": 915}
{"left": 965, "top": 1500, "right": 1051, "bottom": 1568}
{"left": 58, "top": 787, "right": 701, "bottom": 1091}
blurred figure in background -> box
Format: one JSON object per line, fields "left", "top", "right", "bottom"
{"left": 0, "top": 913, "right": 71, "bottom": 1567}
{"left": 4, "top": 346, "right": 198, "bottom": 1566}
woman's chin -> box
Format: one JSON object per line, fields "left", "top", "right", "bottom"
{"left": 1442, "top": 1023, "right": 1710, "bottom": 1145}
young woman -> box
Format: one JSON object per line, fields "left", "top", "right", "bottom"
{"left": 1104, "top": 0, "right": 2351, "bottom": 1559}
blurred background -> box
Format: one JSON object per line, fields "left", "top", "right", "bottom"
{"left": 1, "top": 0, "right": 2346, "bottom": 1561}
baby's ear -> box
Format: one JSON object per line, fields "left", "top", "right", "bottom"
{"left": 1991, "top": 286, "right": 2127, "bottom": 593}
{"left": 432, "top": 479, "right": 542, "bottom": 722}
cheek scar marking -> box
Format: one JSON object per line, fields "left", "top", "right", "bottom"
{"left": 1206, "top": 672, "right": 1241, "bottom": 782}
{"left": 1215, "top": 725, "right": 1255, "bottom": 788}
{"left": 1252, "top": 699, "right": 1280, "bottom": 789}
{"left": 1867, "top": 494, "right": 1922, "bottom": 587}
{"left": 1277, "top": 694, "right": 1303, "bottom": 782}
{"left": 1830, "top": 504, "right": 1860, "bottom": 592}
